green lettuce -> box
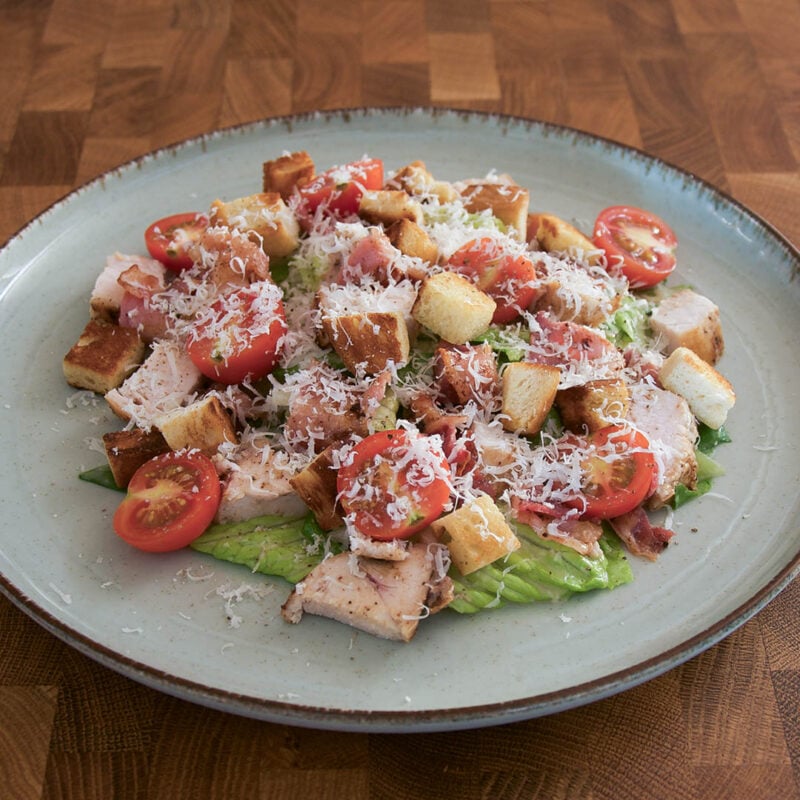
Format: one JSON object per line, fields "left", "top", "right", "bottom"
{"left": 190, "top": 513, "right": 341, "bottom": 584}
{"left": 448, "top": 523, "right": 633, "bottom": 614}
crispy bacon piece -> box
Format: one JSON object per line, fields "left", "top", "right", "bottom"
{"left": 608, "top": 507, "right": 674, "bottom": 561}
{"left": 434, "top": 342, "right": 498, "bottom": 406}
{"left": 511, "top": 500, "right": 603, "bottom": 558}
{"left": 529, "top": 311, "right": 624, "bottom": 371}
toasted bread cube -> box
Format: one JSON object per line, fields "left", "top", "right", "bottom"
{"left": 556, "top": 379, "right": 630, "bottom": 433}
{"left": 262, "top": 150, "right": 315, "bottom": 199}
{"left": 501, "top": 361, "right": 561, "bottom": 434}
{"left": 659, "top": 347, "right": 735, "bottom": 430}
{"left": 63, "top": 319, "right": 145, "bottom": 394}
{"left": 358, "top": 190, "right": 423, "bottom": 227}
{"left": 102, "top": 427, "right": 171, "bottom": 488}
{"left": 211, "top": 192, "right": 299, "bottom": 258}
{"left": 323, "top": 311, "right": 410, "bottom": 375}
{"left": 527, "top": 213, "right": 600, "bottom": 264}
{"left": 650, "top": 288, "right": 724, "bottom": 365}
{"left": 432, "top": 494, "right": 520, "bottom": 575}
{"left": 155, "top": 395, "right": 236, "bottom": 454}
{"left": 461, "top": 182, "right": 530, "bottom": 240}
{"left": 289, "top": 444, "right": 342, "bottom": 531}
{"left": 412, "top": 271, "right": 496, "bottom": 344}
{"left": 386, "top": 218, "right": 439, "bottom": 265}
{"left": 387, "top": 160, "right": 458, "bottom": 203}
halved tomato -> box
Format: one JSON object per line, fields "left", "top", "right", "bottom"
{"left": 186, "top": 283, "right": 287, "bottom": 384}
{"left": 447, "top": 237, "right": 539, "bottom": 323}
{"left": 297, "top": 158, "right": 383, "bottom": 220}
{"left": 336, "top": 429, "right": 452, "bottom": 541}
{"left": 113, "top": 451, "right": 221, "bottom": 552}
{"left": 145, "top": 212, "right": 209, "bottom": 272}
{"left": 592, "top": 205, "right": 677, "bottom": 288}
{"left": 565, "top": 425, "right": 658, "bottom": 520}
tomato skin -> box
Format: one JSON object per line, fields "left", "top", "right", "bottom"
{"left": 565, "top": 425, "right": 657, "bottom": 520}
{"left": 145, "top": 212, "right": 209, "bottom": 272}
{"left": 297, "top": 158, "right": 384, "bottom": 219}
{"left": 336, "top": 429, "right": 452, "bottom": 541}
{"left": 447, "top": 237, "right": 538, "bottom": 323}
{"left": 186, "top": 284, "right": 287, "bottom": 385}
{"left": 113, "top": 451, "right": 221, "bottom": 552}
{"left": 592, "top": 206, "right": 677, "bottom": 288}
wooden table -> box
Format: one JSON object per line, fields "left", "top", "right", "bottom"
{"left": 1, "top": 1, "right": 798, "bottom": 798}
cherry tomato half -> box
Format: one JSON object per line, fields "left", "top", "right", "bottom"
{"left": 145, "top": 212, "right": 209, "bottom": 272}
{"left": 565, "top": 425, "right": 658, "bottom": 520}
{"left": 297, "top": 158, "right": 384, "bottom": 220}
{"left": 337, "top": 429, "right": 452, "bottom": 541}
{"left": 186, "top": 283, "right": 287, "bottom": 385}
{"left": 592, "top": 206, "right": 677, "bottom": 288}
{"left": 447, "top": 237, "right": 539, "bottom": 323}
{"left": 113, "top": 451, "right": 221, "bottom": 552}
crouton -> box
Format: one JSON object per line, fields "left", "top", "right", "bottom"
{"left": 501, "top": 361, "right": 561, "bottom": 435}
{"left": 650, "top": 288, "right": 724, "bottom": 365}
{"left": 155, "top": 395, "right": 236, "bottom": 454}
{"left": 102, "top": 427, "right": 171, "bottom": 488}
{"left": 460, "top": 181, "right": 530, "bottom": 241}
{"left": 289, "top": 444, "right": 343, "bottom": 531}
{"left": 556, "top": 378, "right": 630, "bottom": 433}
{"left": 386, "top": 160, "right": 458, "bottom": 203}
{"left": 262, "top": 150, "right": 315, "bottom": 199}
{"left": 322, "top": 311, "right": 410, "bottom": 375}
{"left": 210, "top": 192, "right": 299, "bottom": 258}
{"left": 659, "top": 347, "right": 735, "bottom": 429}
{"left": 411, "top": 271, "right": 496, "bottom": 344}
{"left": 527, "top": 213, "right": 600, "bottom": 264}
{"left": 533, "top": 260, "right": 620, "bottom": 327}
{"left": 431, "top": 494, "right": 520, "bottom": 575}
{"left": 386, "top": 218, "right": 439, "bottom": 265}
{"left": 358, "top": 190, "right": 423, "bottom": 227}
{"left": 63, "top": 319, "right": 146, "bottom": 395}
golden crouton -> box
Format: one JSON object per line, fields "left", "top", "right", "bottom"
{"left": 63, "top": 319, "right": 145, "bottom": 395}
{"left": 412, "top": 271, "right": 496, "bottom": 344}
{"left": 556, "top": 379, "right": 630, "bottom": 433}
{"left": 501, "top": 361, "right": 561, "bottom": 435}
{"left": 262, "top": 150, "right": 315, "bottom": 199}
{"left": 386, "top": 218, "right": 439, "bottom": 265}
{"left": 211, "top": 192, "right": 299, "bottom": 258}
{"left": 322, "top": 311, "right": 410, "bottom": 375}
{"left": 527, "top": 213, "right": 600, "bottom": 264}
{"left": 358, "top": 190, "right": 423, "bottom": 227}
{"left": 431, "top": 494, "right": 520, "bottom": 575}
{"left": 460, "top": 181, "right": 530, "bottom": 241}
{"left": 659, "top": 347, "right": 735, "bottom": 430}
{"left": 650, "top": 288, "right": 724, "bottom": 365}
{"left": 102, "top": 427, "right": 171, "bottom": 488}
{"left": 387, "top": 160, "right": 458, "bottom": 203}
{"left": 289, "top": 445, "right": 342, "bottom": 531}
{"left": 155, "top": 395, "right": 236, "bottom": 454}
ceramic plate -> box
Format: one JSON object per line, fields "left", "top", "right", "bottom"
{"left": 1, "top": 109, "right": 798, "bottom": 733}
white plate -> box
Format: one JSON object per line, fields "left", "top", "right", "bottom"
{"left": 1, "top": 108, "right": 798, "bottom": 733}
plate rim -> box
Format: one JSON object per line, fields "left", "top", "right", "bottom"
{"left": 1, "top": 106, "right": 798, "bottom": 733}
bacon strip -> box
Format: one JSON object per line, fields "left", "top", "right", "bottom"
{"left": 608, "top": 507, "right": 674, "bottom": 561}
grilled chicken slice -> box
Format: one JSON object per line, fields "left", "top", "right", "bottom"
{"left": 281, "top": 543, "right": 453, "bottom": 641}
{"left": 626, "top": 383, "right": 698, "bottom": 508}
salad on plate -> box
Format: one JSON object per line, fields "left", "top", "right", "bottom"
{"left": 62, "top": 151, "right": 737, "bottom": 642}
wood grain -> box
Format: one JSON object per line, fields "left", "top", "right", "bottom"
{"left": 0, "top": 1, "right": 798, "bottom": 798}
